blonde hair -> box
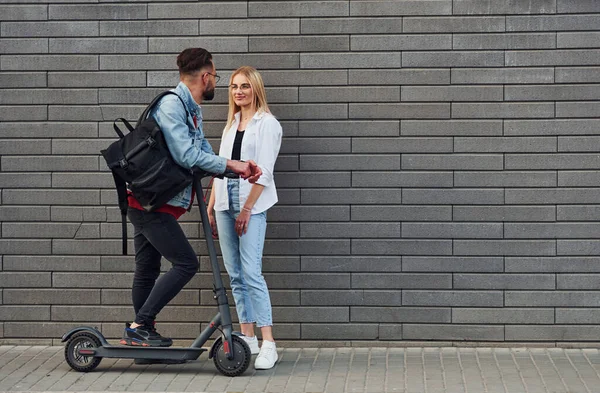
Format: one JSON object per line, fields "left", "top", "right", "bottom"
{"left": 225, "top": 66, "right": 270, "bottom": 131}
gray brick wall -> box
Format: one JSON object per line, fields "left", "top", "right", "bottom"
{"left": 1, "top": 0, "right": 600, "bottom": 345}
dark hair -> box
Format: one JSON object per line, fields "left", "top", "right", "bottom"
{"left": 177, "top": 48, "right": 213, "bottom": 75}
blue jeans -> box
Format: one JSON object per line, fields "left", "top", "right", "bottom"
{"left": 215, "top": 179, "right": 273, "bottom": 327}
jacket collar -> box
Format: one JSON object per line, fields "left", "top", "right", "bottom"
{"left": 174, "top": 82, "right": 201, "bottom": 118}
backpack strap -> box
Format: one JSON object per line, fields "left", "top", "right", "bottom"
{"left": 110, "top": 171, "right": 129, "bottom": 255}
{"left": 137, "top": 91, "right": 190, "bottom": 124}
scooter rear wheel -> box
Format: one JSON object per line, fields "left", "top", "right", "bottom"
{"left": 213, "top": 335, "right": 251, "bottom": 377}
{"left": 64, "top": 332, "right": 102, "bottom": 372}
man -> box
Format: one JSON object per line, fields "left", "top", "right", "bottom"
{"left": 121, "top": 48, "right": 262, "bottom": 349}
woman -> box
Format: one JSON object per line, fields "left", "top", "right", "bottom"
{"left": 208, "top": 66, "right": 282, "bottom": 370}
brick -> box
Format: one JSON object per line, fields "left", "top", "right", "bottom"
{"left": 556, "top": 310, "right": 600, "bottom": 324}
{"left": 507, "top": 223, "right": 600, "bottom": 239}
{"left": 452, "top": 68, "right": 554, "bottom": 84}
{"left": 270, "top": 104, "right": 346, "bottom": 120}
{"left": 302, "top": 52, "right": 401, "bottom": 69}
{"left": 149, "top": 37, "right": 247, "bottom": 54}
{"left": 506, "top": 84, "right": 600, "bottom": 101}
{"left": 455, "top": 102, "right": 555, "bottom": 118}
{"left": 402, "top": 189, "right": 504, "bottom": 204}
{"left": 559, "top": 137, "right": 600, "bottom": 153}
{"left": 302, "top": 323, "right": 378, "bottom": 339}
{"left": 453, "top": 308, "right": 554, "bottom": 324}
{"left": 506, "top": 291, "right": 600, "bottom": 306}
{"left": 100, "top": 20, "right": 198, "bottom": 36}
{"left": 3, "top": 322, "right": 94, "bottom": 338}
{"left": 351, "top": 206, "right": 452, "bottom": 221}
{"left": 301, "top": 17, "right": 402, "bottom": 34}
{"left": 300, "top": 86, "right": 399, "bottom": 103}
{"left": 454, "top": 206, "right": 555, "bottom": 222}
{"left": 1, "top": 21, "right": 98, "bottom": 37}
{"left": 455, "top": 171, "right": 556, "bottom": 187}
{"left": 402, "top": 223, "right": 503, "bottom": 239}
{"left": 0, "top": 122, "right": 97, "bottom": 138}
{"left": 264, "top": 273, "right": 349, "bottom": 289}
{"left": 507, "top": 188, "right": 600, "bottom": 204}
{"left": 49, "top": 4, "right": 147, "bottom": 20}
{"left": 402, "top": 257, "right": 503, "bottom": 272}
{"left": 455, "top": 274, "right": 555, "bottom": 289}
{"left": 402, "top": 154, "right": 503, "bottom": 170}
{"left": 249, "top": 1, "right": 348, "bottom": 17}
{"left": 265, "top": 240, "right": 350, "bottom": 256}
{"left": 403, "top": 16, "right": 505, "bottom": 32}
{"left": 354, "top": 307, "right": 450, "bottom": 323}
{"left": 453, "top": 0, "right": 556, "bottom": 14}
{"left": 506, "top": 50, "right": 600, "bottom": 66}
{"left": 1, "top": 156, "right": 98, "bottom": 172}
{"left": 53, "top": 272, "right": 131, "bottom": 288}
{"left": 507, "top": 257, "right": 600, "bottom": 273}
{"left": 3, "top": 289, "right": 99, "bottom": 304}
{"left": 558, "top": 0, "right": 600, "bottom": 13}
{"left": 454, "top": 240, "right": 556, "bottom": 256}
{"left": 99, "top": 256, "right": 134, "bottom": 272}
{"left": 352, "top": 34, "right": 451, "bottom": 51}
{"left": 0, "top": 273, "right": 51, "bottom": 288}
{"left": 276, "top": 172, "right": 350, "bottom": 188}
{"left": 103, "top": 289, "right": 198, "bottom": 305}
{"left": 301, "top": 290, "right": 401, "bottom": 306}
{"left": 507, "top": 15, "right": 600, "bottom": 32}
{"left": 0, "top": 206, "right": 50, "bottom": 222}
{"left": 0, "top": 5, "right": 47, "bottom": 20}
{"left": 0, "top": 72, "right": 46, "bottom": 88}
{"left": 299, "top": 121, "right": 398, "bottom": 137}
{"left": 558, "top": 206, "right": 600, "bottom": 221}
{"left": 300, "top": 154, "right": 400, "bottom": 171}
{"left": 403, "top": 51, "right": 504, "bottom": 67}
{"left": 505, "top": 119, "right": 600, "bottom": 136}
{"left": 558, "top": 240, "right": 600, "bottom": 256}
{"left": 556, "top": 67, "right": 600, "bottom": 83}
{"left": 3, "top": 256, "right": 99, "bottom": 271}
{"left": 507, "top": 153, "right": 600, "bottom": 170}
{"left": 276, "top": 307, "right": 348, "bottom": 323}
{"left": 557, "top": 102, "right": 600, "bottom": 118}
{"left": 50, "top": 71, "right": 143, "bottom": 88}
{"left": 0, "top": 106, "right": 46, "bottom": 121}
{"left": 506, "top": 326, "right": 600, "bottom": 341}
{"left": 261, "top": 70, "right": 347, "bottom": 87}
{"left": 456, "top": 137, "right": 556, "bottom": 153}
{"left": 353, "top": 273, "right": 451, "bottom": 289}
{"left": 0, "top": 89, "right": 97, "bottom": 105}
{"left": 349, "top": 68, "right": 449, "bottom": 85}
{"left": 49, "top": 38, "right": 147, "bottom": 54}
{"left": 148, "top": 2, "right": 246, "bottom": 19}
{"left": 2, "top": 190, "right": 99, "bottom": 206}
{"left": 302, "top": 188, "right": 401, "bottom": 204}
{"left": 3, "top": 223, "right": 81, "bottom": 238}
{"left": 454, "top": 33, "right": 555, "bottom": 50}
{"left": 301, "top": 223, "right": 400, "bottom": 238}
{"left": 379, "top": 325, "right": 402, "bottom": 340}
{"left": 352, "top": 172, "right": 452, "bottom": 187}
{"left": 1, "top": 55, "right": 98, "bottom": 71}
{"left": 402, "top": 85, "right": 503, "bottom": 101}
{"left": 0, "top": 38, "right": 48, "bottom": 54}
{"left": 402, "top": 120, "right": 502, "bottom": 136}
{"left": 0, "top": 172, "right": 47, "bottom": 188}
{"left": 301, "top": 256, "right": 401, "bottom": 272}
{"left": 558, "top": 274, "right": 600, "bottom": 290}
{"left": 96, "top": 87, "right": 174, "bottom": 104}
{"left": 0, "top": 306, "right": 49, "bottom": 321}
{"left": 558, "top": 32, "right": 600, "bottom": 48}
{"left": 350, "top": 103, "right": 450, "bottom": 119}
{"left": 200, "top": 18, "right": 299, "bottom": 35}
{"left": 403, "top": 291, "right": 503, "bottom": 306}
{"left": 350, "top": 0, "right": 451, "bottom": 16}
{"left": 47, "top": 105, "right": 111, "bottom": 121}
{"left": 0, "top": 140, "right": 50, "bottom": 155}
{"left": 352, "top": 240, "right": 452, "bottom": 256}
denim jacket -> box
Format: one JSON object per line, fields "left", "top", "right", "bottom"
{"left": 150, "top": 82, "right": 227, "bottom": 209}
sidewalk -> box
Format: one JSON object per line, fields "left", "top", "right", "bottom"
{"left": 1, "top": 345, "right": 599, "bottom": 392}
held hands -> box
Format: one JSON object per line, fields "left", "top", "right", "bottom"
{"left": 232, "top": 160, "right": 262, "bottom": 183}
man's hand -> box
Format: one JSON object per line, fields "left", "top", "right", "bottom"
{"left": 226, "top": 160, "right": 262, "bottom": 183}
{"left": 245, "top": 160, "right": 262, "bottom": 183}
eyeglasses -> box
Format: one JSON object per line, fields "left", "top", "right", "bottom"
{"left": 205, "top": 72, "right": 220, "bottom": 83}
{"left": 229, "top": 83, "right": 252, "bottom": 91}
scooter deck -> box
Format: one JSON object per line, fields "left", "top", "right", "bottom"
{"left": 82, "top": 345, "right": 206, "bottom": 361}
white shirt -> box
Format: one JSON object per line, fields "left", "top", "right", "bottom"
{"left": 213, "top": 111, "right": 282, "bottom": 214}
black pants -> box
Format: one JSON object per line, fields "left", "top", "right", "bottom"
{"left": 128, "top": 208, "right": 199, "bottom": 326}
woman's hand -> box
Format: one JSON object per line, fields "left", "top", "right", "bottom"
{"left": 208, "top": 210, "right": 218, "bottom": 239}
{"left": 235, "top": 209, "right": 251, "bottom": 236}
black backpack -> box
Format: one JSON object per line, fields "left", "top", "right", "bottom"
{"left": 101, "top": 91, "right": 194, "bottom": 255}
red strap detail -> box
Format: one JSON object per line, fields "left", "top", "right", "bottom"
{"left": 193, "top": 115, "right": 198, "bottom": 129}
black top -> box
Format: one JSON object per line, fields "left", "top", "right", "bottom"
{"left": 231, "top": 130, "right": 245, "bottom": 160}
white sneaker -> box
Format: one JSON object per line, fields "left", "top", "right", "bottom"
{"left": 254, "top": 340, "right": 278, "bottom": 370}
{"left": 240, "top": 335, "right": 260, "bottom": 355}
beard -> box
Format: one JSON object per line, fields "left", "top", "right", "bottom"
{"left": 203, "top": 86, "right": 215, "bottom": 101}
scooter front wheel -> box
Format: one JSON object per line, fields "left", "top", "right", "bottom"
{"left": 213, "top": 335, "right": 251, "bottom": 377}
{"left": 64, "top": 332, "right": 102, "bottom": 372}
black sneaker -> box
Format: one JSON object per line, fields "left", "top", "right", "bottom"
{"left": 120, "top": 323, "right": 173, "bottom": 347}
{"left": 134, "top": 358, "right": 186, "bottom": 365}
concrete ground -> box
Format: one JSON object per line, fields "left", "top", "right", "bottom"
{"left": 1, "top": 345, "right": 600, "bottom": 392}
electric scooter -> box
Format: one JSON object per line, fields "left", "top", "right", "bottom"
{"left": 61, "top": 170, "right": 252, "bottom": 377}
